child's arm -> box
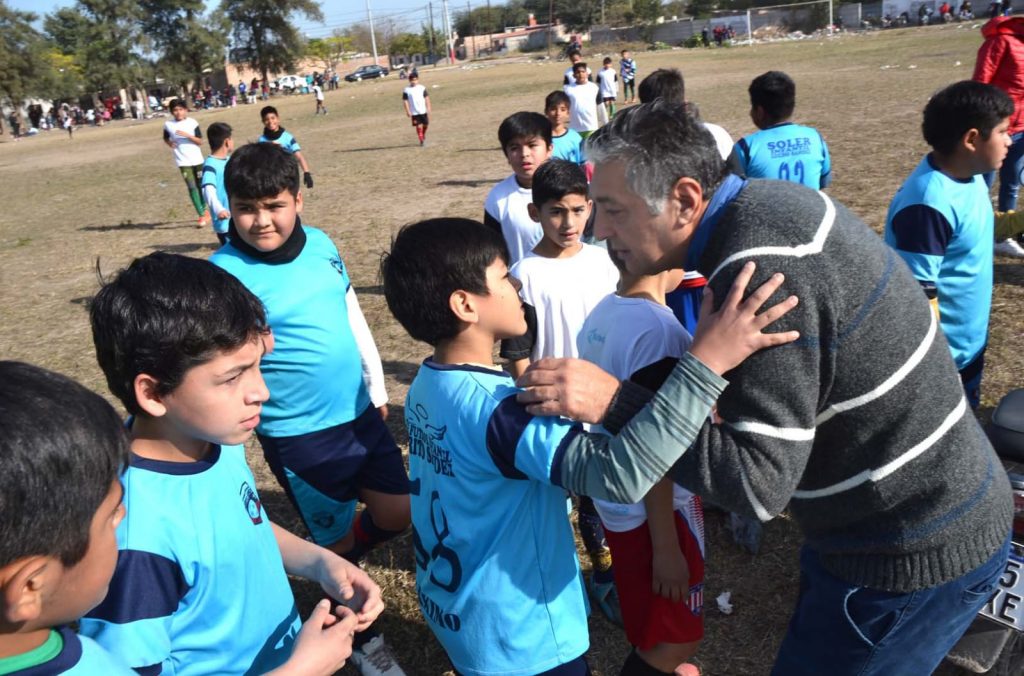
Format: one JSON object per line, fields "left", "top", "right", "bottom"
{"left": 508, "top": 358, "right": 529, "bottom": 378}
{"left": 403, "top": 96, "right": 412, "bottom": 117}
{"left": 163, "top": 128, "right": 174, "bottom": 149}
{"left": 271, "top": 522, "right": 384, "bottom": 632}
{"left": 346, "top": 286, "right": 389, "bottom": 417}
{"left": 499, "top": 302, "right": 536, "bottom": 375}
{"left": 294, "top": 150, "right": 313, "bottom": 188}
{"left": 887, "top": 204, "right": 948, "bottom": 316}
{"left": 426, "top": 93, "right": 432, "bottom": 115}
{"left": 267, "top": 600, "right": 358, "bottom": 676}
{"left": 644, "top": 479, "right": 689, "bottom": 602}
{"left": 202, "top": 183, "right": 229, "bottom": 221}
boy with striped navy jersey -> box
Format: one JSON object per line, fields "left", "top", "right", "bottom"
{"left": 211, "top": 143, "right": 410, "bottom": 674}
{"left": 380, "top": 218, "right": 797, "bottom": 676}
{"left": 259, "top": 106, "right": 314, "bottom": 190}
{"left": 201, "top": 122, "right": 233, "bottom": 245}
{"left": 0, "top": 362, "right": 134, "bottom": 675}
{"left": 731, "top": 71, "right": 831, "bottom": 190}
{"left": 885, "top": 80, "right": 1024, "bottom": 409}
{"left": 81, "top": 252, "right": 384, "bottom": 675}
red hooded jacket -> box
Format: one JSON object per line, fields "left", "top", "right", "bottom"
{"left": 974, "top": 16, "right": 1024, "bottom": 133}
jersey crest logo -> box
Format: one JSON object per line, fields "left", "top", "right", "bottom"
{"left": 239, "top": 481, "right": 264, "bottom": 525}
{"left": 330, "top": 258, "right": 346, "bottom": 276}
{"left": 688, "top": 583, "right": 704, "bottom": 616}
{"left": 311, "top": 511, "right": 335, "bottom": 529}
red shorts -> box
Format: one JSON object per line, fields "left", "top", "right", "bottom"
{"left": 603, "top": 506, "right": 705, "bottom": 650}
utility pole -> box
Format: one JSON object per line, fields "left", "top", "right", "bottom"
{"left": 467, "top": 0, "right": 474, "bottom": 60}
{"left": 366, "top": 0, "right": 379, "bottom": 65}
{"left": 428, "top": 2, "right": 436, "bottom": 64}
{"left": 486, "top": 0, "right": 492, "bottom": 56}
{"left": 547, "top": 0, "right": 554, "bottom": 58}
{"left": 441, "top": 0, "right": 454, "bottom": 62}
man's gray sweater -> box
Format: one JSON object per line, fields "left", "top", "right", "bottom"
{"left": 606, "top": 179, "right": 1012, "bottom": 593}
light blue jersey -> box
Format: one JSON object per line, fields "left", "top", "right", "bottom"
{"left": 200, "top": 155, "right": 230, "bottom": 234}
{"left": 0, "top": 627, "right": 135, "bottom": 675}
{"left": 211, "top": 226, "right": 370, "bottom": 436}
{"left": 551, "top": 128, "right": 585, "bottom": 165}
{"left": 884, "top": 154, "right": 993, "bottom": 369}
{"left": 258, "top": 129, "right": 301, "bottom": 154}
{"left": 733, "top": 122, "right": 831, "bottom": 189}
{"left": 79, "top": 445, "right": 301, "bottom": 675}
{"left": 406, "top": 360, "right": 590, "bottom": 676}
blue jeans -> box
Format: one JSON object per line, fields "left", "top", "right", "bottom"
{"left": 772, "top": 536, "right": 1011, "bottom": 676}
{"left": 984, "top": 131, "right": 1024, "bottom": 212}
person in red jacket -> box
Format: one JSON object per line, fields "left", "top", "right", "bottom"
{"left": 974, "top": 15, "right": 1024, "bottom": 256}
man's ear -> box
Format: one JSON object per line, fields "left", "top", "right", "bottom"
{"left": 670, "top": 176, "right": 705, "bottom": 233}
{"left": 1, "top": 557, "right": 50, "bottom": 626}
{"left": 527, "top": 203, "right": 541, "bottom": 223}
{"left": 448, "top": 290, "right": 480, "bottom": 325}
{"left": 134, "top": 374, "right": 168, "bottom": 418}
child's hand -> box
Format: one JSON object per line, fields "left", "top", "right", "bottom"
{"left": 217, "top": 209, "right": 230, "bottom": 220}
{"left": 315, "top": 551, "right": 385, "bottom": 632}
{"left": 274, "top": 599, "right": 357, "bottom": 675}
{"left": 689, "top": 262, "right": 800, "bottom": 376}
{"left": 377, "top": 405, "right": 389, "bottom": 421}
{"left": 652, "top": 542, "right": 690, "bottom": 603}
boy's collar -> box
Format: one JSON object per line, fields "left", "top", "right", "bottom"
{"left": 262, "top": 125, "right": 285, "bottom": 140}
{"left": 227, "top": 216, "right": 308, "bottom": 264}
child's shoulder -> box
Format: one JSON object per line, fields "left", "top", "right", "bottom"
{"left": 413, "top": 361, "right": 518, "bottom": 414}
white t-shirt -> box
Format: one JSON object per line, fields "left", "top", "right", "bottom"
{"left": 577, "top": 294, "right": 700, "bottom": 532}
{"left": 312, "top": 84, "right": 324, "bottom": 101}
{"left": 511, "top": 244, "right": 619, "bottom": 361}
{"left": 704, "top": 121, "right": 733, "bottom": 161}
{"left": 484, "top": 175, "right": 542, "bottom": 267}
{"left": 563, "top": 65, "right": 592, "bottom": 86}
{"left": 564, "top": 81, "right": 601, "bottom": 133}
{"left": 163, "top": 118, "right": 204, "bottom": 167}
{"left": 403, "top": 83, "right": 429, "bottom": 115}
{"left": 597, "top": 69, "right": 618, "bottom": 99}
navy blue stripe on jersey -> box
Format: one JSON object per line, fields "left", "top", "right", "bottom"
{"left": 14, "top": 627, "right": 82, "bottom": 675}
{"left": 87, "top": 550, "right": 189, "bottom": 623}
{"left": 549, "top": 425, "right": 581, "bottom": 488}
{"left": 737, "top": 137, "right": 750, "bottom": 163}
{"left": 485, "top": 397, "right": 532, "bottom": 479}
{"left": 889, "top": 204, "right": 954, "bottom": 256}
{"left": 129, "top": 445, "right": 221, "bottom": 475}
{"left": 134, "top": 665, "right": 161, "bottom": 675}
{"left": 423, "top": 358, "right": 509, "bottom": 377}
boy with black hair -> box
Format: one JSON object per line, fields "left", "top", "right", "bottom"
{"left": 885, "top": 80, "right": 1024, "bottom": 409}
{"left": 562, "top": 49, "right": 591, "bottom": 86}
{"left": 0, "top": 361, "right": 134, "bottom": 674}
{"left": 211, "top": 143, "right": 409, "bottom": 675}
{"left": 202, "top": 121, "right": 233, "bottom": 245}
{"left": 598, "top": 57, "right": 619, "bottom": 119}
{"left": 620, "top": 49, "right": 637, "bottom": 104}
{"left": 402, "top": 72, "right": 431, "bottom": 146}
{"left": 732, "top": 71, "right": 832, "bottom": 189}
{"left": 81, "top": 252, "right": 384, "bottom": 675}
{"left": 564, "top": 63, "right": 601, "bottom": 139}
{"left": 545, "top": 90, "right": 584, "bottom": 165}
{"left": 259, "top": 105, "right": 314, "bottom": 189}
{"left": 162, "top": 98, "right": 209, "bottom": 227}
{"left": 381, "top": 217, "right": 796, "bottom": 676}
{"left": 484, "top": 112, "right": 553, "bottom": 266}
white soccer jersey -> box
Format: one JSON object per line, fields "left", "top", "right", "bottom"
{"left": 163, "top": 117, "right": 204, "bottom": 167}
{"left": 484, "top": 175, "right": 542, "bottom": 267}
{"left": 510, "top": 244, "right": 619, "bottom": 362}
{"left": 403, "top": 84, "right": 429, "bottom": 115}
{"left": 577, "top": 294, "right": 699, "bottom": 532}
{"left": 563, "top": 65, "right": 592, "bottom": 86}
{"left": 598, "top": 69, "right": 618, "bottom": 99}
{"left": 564, "top": 81, "right": 601, "bottom": 133}
{"left": 312, "top": 84, "right": 324, "bottom": 101}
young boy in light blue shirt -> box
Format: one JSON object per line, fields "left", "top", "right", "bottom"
{"left": 201, "top": 122, "right": 233, "bottom": 245}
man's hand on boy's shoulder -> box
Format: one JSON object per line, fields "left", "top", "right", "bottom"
{"left": 314, "top": 551, "right": 385, "bottom": 632}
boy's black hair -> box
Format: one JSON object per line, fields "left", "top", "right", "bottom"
{"left": 225, "top": 142, "right": 300, "bottom": 200}
{"left": 923, "top": 80, "right": 1014, "bottom": 156}
{"left": 748, "top": 71, "right": 796, "bottom": 124}
{"left": 498, "top": 112, "right": 552, "bottom": 154}
{"left": 532, "top": 159, "right": 589, "bottom": 207}
{"left": 620, "top": 49, "right": 629, "bottom": 55}
{"left": 638, "top": 68, "right": 686, "bottom": 105}
{"left": 381, "top": 218, "right": 509, "bottom": 346}
{"left": 207, "top": 122, "right": 232, "bottom": 152}
{"left": 567, "top": 48, "right": 581, "bottom": 59}
{"left": 90, "top": 252, "right": 268, "bottom": 416}
{"left": 545, "top": 90, "right": 570, "bottom": 111}
{"left": 0, "top": 361, "right": 129, "bottom": 568}
{"left": 572, "top": 62, "right": 589, "bottom": 74}
{"left": 259, "top": 105, "right": 278, "bottom": 119}
{"left": 603, "top": 57, "right": 613, "bottom": 65}
{"left": 169, "top": 98, "right": 187, "bottom": 111}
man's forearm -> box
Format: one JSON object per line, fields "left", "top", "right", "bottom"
{"left": 558, "top": 353, "right": 726, "bottom": 503}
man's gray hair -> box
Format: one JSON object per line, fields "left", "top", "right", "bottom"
{"left": 586, "top": 100, "right": 725, "bottom": 215}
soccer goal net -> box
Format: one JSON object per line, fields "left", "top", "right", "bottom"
{"left": 743, "top": 0, "right": 835, "bottom": 42}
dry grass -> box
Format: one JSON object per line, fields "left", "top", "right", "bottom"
{"left": 1, "top": 22, "right": 1020, "bottom": 675}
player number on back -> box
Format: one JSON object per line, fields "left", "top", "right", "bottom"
{"left": 778, "top": 160, "right": 805, "bottom": 185}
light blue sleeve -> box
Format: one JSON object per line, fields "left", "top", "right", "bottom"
{"left": 819, "top": 133, "right": 832, "bottom": 189}
{"left": 484, "top": 394, "right": 579, "bottom": 485}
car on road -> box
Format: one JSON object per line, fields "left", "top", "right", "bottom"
{"left": 276, "top": 75, "right": 305, "bottom": 92}
{"left": 344, "top": 65, "right": 389, "bottom": 82}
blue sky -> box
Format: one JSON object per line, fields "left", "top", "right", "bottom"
{"left": 10, "top": 0, "right": 475, "bottom": 37}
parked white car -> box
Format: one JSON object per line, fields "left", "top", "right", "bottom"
{"left": 276, "top": 75, "right": 304, "bottom": 92}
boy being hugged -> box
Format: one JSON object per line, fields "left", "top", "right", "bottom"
{"left": 380, "top": 218, "right": 796, "bottom": 676}
{"left": 885, "top": 80, "right": 1024, "bottom": 409}
{"left": 577, "top": 264, "right": 705, "bottom": 676}
{"left": 0, "top": 361, "right": 134, "bottom": 675}
{"left": 731, "top": 71, "right": 832, "bottom": 189}
{"left": 259, "top": 106, "right": 315, "bottom": 189}
{"left": 162, "top": 98, "right": 209, "bottom": 227}
{"left": 81, "top": 252, "right": 383, "bottom": 675}
{"left": 211, "top": 142, "right": 410, "bottom": 674}
{"left": 484, "top": 112, "right": 554, "bottom": 267}
{"left": 201, "top": 121, "right": 233, "bottom": 245}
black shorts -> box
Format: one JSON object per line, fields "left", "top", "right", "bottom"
{"left": 411, "top": 113, "right": 429, "bottom": 126}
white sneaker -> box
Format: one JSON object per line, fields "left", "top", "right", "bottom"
{"left": 349, "top": 634, "right": 406, "bottom": 676}
{"left": 994, "top": 238, "right": 1024, "bottom": 258}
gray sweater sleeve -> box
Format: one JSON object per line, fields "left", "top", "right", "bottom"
{"left": 557, "top": 353, "right": 726, "bottom": 502}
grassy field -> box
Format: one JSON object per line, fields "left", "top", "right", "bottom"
{"left": 2, "top": 22, "right": 1021, "bottom": 675}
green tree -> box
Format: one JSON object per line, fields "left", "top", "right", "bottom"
{"left": 306, "top": 34, "right": 351, "bottom": 73}
{"left": 388, "top": 32, "right": 426, "bottom": 56}
{"left": 220, "top": 0, "right": 323, "bottom": 82}
{"left": 73, "top": 0, "right": 146, "bottom": 95}
{"left": 0, "top": 3, "right": 52, "bottom": 133}
{"left": 42, "top": 6, "right": 90, "bottom": 55}
{"left": 687, "top": 0, "right": 717, "bottom": 18}
{"left": 140, "top": 0, "right": 229, "bottom": 94}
